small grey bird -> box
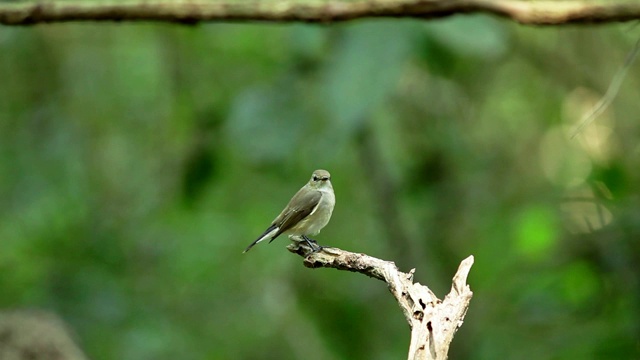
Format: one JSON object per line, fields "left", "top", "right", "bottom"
{"left": 243, "top": 169, "right": 335, "bottom": 253}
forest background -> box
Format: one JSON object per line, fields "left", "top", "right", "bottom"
{"left": 1, "top": 1, "right": 639, "bottom": 359}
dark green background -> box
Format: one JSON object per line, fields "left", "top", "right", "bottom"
{"left": 1, "top": 15, "right": 639, "bottom": 359}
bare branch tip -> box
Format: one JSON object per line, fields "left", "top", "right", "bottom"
{"left": 407, "top": 268, "right": 416, "bottom": 281}
{"left": 461, "top": 255, "right": 475, "bottom": 267}
{"left": 451, "top": 255, "right": 475, "bottom": 295}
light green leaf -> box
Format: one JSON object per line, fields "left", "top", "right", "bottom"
{"left": 322, "top": 21, "right": 416, "bottom": 134}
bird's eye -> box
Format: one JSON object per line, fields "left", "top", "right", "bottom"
{"left": 313, "top": 176, "right": 319, "bottom": 181}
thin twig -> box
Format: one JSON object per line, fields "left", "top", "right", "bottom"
{"left": 570, "top": 37, "right": 640, "bottom": 139}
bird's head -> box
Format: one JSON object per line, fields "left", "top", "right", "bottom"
{"left": 309, "top": 169, "right": 331, "bottom": 190}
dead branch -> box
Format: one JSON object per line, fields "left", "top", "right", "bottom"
{"left": 1, "top": 0, "right": 640, "bottom": 26}
{"left": 288, "top": 243, "right": 474, "bottom": 360}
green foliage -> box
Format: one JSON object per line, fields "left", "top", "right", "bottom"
{"left": 1, "top": 17, "right": 640, "bottom": 360}
{"left": 514, "top": 205, "right": 558, "bottom": 261}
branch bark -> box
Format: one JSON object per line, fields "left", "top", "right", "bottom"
{"left": 288, "top": 243, "right": 474, "bottom": 360}
{"left": 1, "top": 0, "right": 640, "bottom": 25}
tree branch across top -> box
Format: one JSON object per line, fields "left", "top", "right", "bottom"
{"left": 1, "top": 0, "right": 640, "bottom": 25}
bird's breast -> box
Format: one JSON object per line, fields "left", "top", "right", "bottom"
{"left": 308, "top": 190, "right": 335, "bottom": 234}
{"left": 291, "top": 189, "right": 335, "bottom": 236}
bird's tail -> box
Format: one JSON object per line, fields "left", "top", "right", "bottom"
{"left": 243, "top": 224, "right": 279, "bottom": 253}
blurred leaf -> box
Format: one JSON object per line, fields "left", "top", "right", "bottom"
{"left": 540, "top": 126, "right": 593, "bottom": 188}
{"left": 226, "top": 83, "right": 307, "bottom": 164}
{"left": 560, "top": 261, "right": 600, "bottom": 308}
{"left": 289, "top": 24, "right": 328, "bottom": 68}
{"left": 514, "top": 205, "right": 558, "bottom": 261}
{"left": 418, "top": 35, "right": 458, "bottom": 77}
{"left": 592, "top": 163, "right": 627, "bottom": 199}
{"left": 424, "top": 15, "right": 508, "bottom": 60}
{"left": 322, "top": 21, "right": 415, "bottom": 135}
{"left": 182, "top": 145, "right": 216, "bottom": 205}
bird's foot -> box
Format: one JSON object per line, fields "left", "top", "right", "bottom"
{"left": 302, "top": 235, "right": 323, "bottom": 253}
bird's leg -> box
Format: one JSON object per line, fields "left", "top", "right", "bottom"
{"left": 302, "top": 235, "right": 323, "bottom": 252}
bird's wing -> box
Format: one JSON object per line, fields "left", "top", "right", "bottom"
{"left": 269, "top": 188, "right": 322, "bottom": 242}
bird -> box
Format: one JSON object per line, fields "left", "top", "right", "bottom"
{"left": 243, "top": 169, "right": 335, "bottom": 253}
